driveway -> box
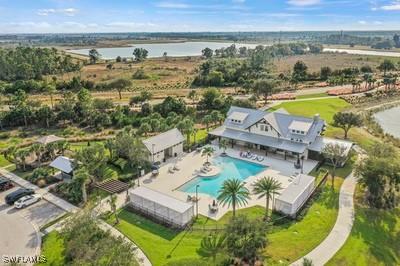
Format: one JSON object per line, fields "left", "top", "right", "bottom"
{"left": 0, "top": 185, "right": 65, "bottom": 262}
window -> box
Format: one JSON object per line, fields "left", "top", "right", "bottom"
{"left": 260, "top": 125, "right": 265, "bottom": 131}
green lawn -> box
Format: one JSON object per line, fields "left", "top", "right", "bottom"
{"left": 327, "top": 188, "right": 400, "bottom": 266}
{"left": 106, "top": 179, "right": 342, "bottom": 266}
{"left": 0, "top": 154, "right": 12, "bottom": 167}
{"left": 39, "top": 231, "right": 65, "bottom": 266}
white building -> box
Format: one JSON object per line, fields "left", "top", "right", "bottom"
{"left": 49, "top": 156, "right": 74, "bottom": 179}
{"left": 209, "top": 106, "right": 353, "bottom": 162}
{"left": 274, "top": 174, "right": 315, "bottom": 217}
{"left": 142, "top": 128, "right": 184, "bottom": 163}
{"left": 129, "top": 186, "right": 194, "bottom": 227}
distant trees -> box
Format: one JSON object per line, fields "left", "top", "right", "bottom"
{"left": 202, "top": 47, "right": 213, "bottom": 59}
{"left": 133, "top": 48, "right": 148, "bottom": 62}
{"left": 309, "top": 44, "right": 323, "bottom": 54}
{"left": 108, "top": 78, "right": 132, "bottom": 99}
{"left": 88, "top": 48, "right": 101, "bottom": 64}
{"left": 378, "top": 59, "right": 396, "bottom": 76}
{"left": 0, "top": 47, "right": 80, "bottom": 81}
{"left": 332, "top": 112, "right": 362, "bottom": 139}
{"left": 292, "top": 60, "right": 308, "bottom": 82}
{"left": 320, "top": 66, "right": 332, "bottom": 80}
{"left": 252, "top": 79, "right": 278, "bottom": 101}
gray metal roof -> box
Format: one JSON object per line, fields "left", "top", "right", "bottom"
{"left": 309, "top": 136, "right": 353, "bottom": 155}
{"left": 276, "top": 174, "right": 315, "bottom": 204}
{"left": 50, "top": 156, "right": 74, "bottom": 173}
{"left": 129, "top": 186, "right": 193, "bottom": 213}
{"left": 209, "top": 126, "right": 307, "bottom": 154}
{"left": 142, "top": 128, "right": 184, "bottom": 154}
{"left": 224, "top": 106, "right": 266, "bottom": 130}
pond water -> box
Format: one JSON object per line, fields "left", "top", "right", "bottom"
{"left": 323, "top": 48, "right": 400, "bottom": 57}
{"left": 68, "top": 41, "right": 258, "bottom": 59}
{"left": 373, "top": 106, "right": 400, "bottom": 138}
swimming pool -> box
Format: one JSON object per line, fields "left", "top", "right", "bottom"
{"left": 178, "top": 156, "right": 266, "bottom": 198}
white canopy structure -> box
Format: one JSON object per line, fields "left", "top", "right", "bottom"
{"left": 275, "top": 174, "right": 315, "bottom": 217}
{"left": 50, "top": 156, "right": 74, "bottom": 179}
{"left": 36, "top": 135, "right": 64, "bottom": 145}
{"left": 129, "top": 186, "right": 194, "bottom": 227}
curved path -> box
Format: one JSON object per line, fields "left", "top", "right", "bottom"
{"left": 292, "top": 172, "right": 357, "bottom": 266}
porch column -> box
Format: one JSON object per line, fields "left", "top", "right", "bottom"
{"left": 284, "top": 151, "right": 287, "bottom": 160}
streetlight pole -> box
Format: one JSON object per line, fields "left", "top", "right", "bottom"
{"left": 195, "top": 185, "right": 199, "bottom": 219}
{"left": 152, "top": 144, "right": 155, "bottom": 163}
{"left": 137, "top": 165, "right": 142, "bottom": 187}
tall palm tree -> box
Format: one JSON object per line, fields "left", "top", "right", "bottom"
{"left": 202, "top": 146, "right": 215, "bottom": 164}
{"left": 252, "top": 176, "right": 283, "bottom": 219}
{"left": 74, "top": 167, "right": 90, "bottom": 204}
{"left": 46, "top": 84, "right": 56, "bottom": 109}
{"left": 217, "top": 178, "right": 250, "bottom": 217}
{"left": 107, "top": 194, "right": 119, "bottom": 224}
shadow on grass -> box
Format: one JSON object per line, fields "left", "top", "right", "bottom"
{"left": 116, "top": 209, "right": 180, "bottom": 241}
{"left": 351, "top": 207, "right": 400, "bottom": 265}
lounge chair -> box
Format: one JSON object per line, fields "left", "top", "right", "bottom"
{"left": 251, "top": 154, "right": 257, "bottom": 160}
{"left": 173, "top": 164, "right": 180, "bottom": 171}
{"left": 257, "top": 156, "right": 264, "bottom": 162}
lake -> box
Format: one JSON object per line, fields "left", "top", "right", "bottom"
{"left": 323, "top": 48, "right": 400, "bottom": 58}
{"left": 373, "top": 106, "right": 400, "bottom": 138}
{"left": 68, "top": 41, "right": 259, "bottom": 59}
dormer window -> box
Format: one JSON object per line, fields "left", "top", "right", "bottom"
{"left": 289, "top": 121, "right": 312, "bottom": 136}
{"left": 228, "top": 111, "right": 248, "bottom": 125}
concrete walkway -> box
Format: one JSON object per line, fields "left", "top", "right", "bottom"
{"left": 292, "top": 171, "right": 357, "bottom": 266}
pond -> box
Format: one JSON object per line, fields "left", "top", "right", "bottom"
{"left": 373, "top": 106, "right": 400, "bottom": 138}
{"left": 68, "top": 41, "right": 258, "bottom": 59}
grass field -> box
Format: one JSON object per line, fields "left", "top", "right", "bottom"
{"left": 327, "top": 187, "right": 400, "bottom": 266}
{"left": 106, "top": 178, "right": 342, "bottom": 266}
{"left": 296, "top": 93, "right": 329, "bottom": 99}
{"left": 39, "top": 231, "right": 65, "bottom": 266}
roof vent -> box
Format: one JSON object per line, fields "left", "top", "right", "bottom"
{"left": 314, "top": 114, "right": 320, "bottom": 122}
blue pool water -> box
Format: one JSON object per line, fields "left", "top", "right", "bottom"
{"left": 178, "top": 156, "right": 266, "bottom": 198}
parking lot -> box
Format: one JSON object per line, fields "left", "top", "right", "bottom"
{"left": 0, "top": 184, "right": 66, "bottom": 260}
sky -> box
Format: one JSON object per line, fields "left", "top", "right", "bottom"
{"left": 0, "top": 0, "right": 400, "bottom": 33}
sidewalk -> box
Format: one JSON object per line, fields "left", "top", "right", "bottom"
{"left": 291, "top": 172, "right": 357, "bottom": 266}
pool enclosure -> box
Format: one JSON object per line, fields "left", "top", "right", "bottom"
{"left": 128, "top": 186, "right": 194, "bottom": 227}
{"left": 274, "top": 174, "right": 315, "bottom": 217}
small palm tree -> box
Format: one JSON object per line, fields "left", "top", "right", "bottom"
{"left": 74, "top": 167, "right": 90, "bottom": 204}
{"left": 202, "top": 146, "right": 215, "bottom": 164}
{"left": 252, "top": 176, "right": 282, "bottom": 219}
{"left": 198, "top": 233, "right": 226, "bottom": 263}
{"left": 107, "top": 194, "right": 119, "bottom": 224}
{"left": 218, "top": 139, "right": 228, "bottom": 155}
{"left": 217, "top": 178, "right": 250, "bottom": 217}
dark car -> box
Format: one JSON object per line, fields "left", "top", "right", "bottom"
{"left": 0, "top": 177, "right": 14, "bottom": 191}
{"left": 5, "top": 188, "right": 34, "bottom": 205}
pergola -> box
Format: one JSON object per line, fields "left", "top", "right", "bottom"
{"left": 129, "top": 186, "right": 194, "bottom": 228}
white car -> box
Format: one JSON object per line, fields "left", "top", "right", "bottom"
{"left": 14, "top": 194, "right": 42, "bottom": 209}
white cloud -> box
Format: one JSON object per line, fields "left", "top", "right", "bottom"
{"left": 358, "top": 20, "right": 367, "bottom": 24}
{"left": 373, "top": 1, "right": 400, "bottom": 11}
{"left": 155, "top": 2, "right": 190, "bottom": 9}
{"left": 287, "top": 0, "right": 320, "bottom": 6}
{"left": 37, "top": 8, "right": 79, "bottom": 16}
{"left": 232, "top": 0, "right": 246, "bottom": 3}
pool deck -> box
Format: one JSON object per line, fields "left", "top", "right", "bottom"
{"left": 139, "top": 145, "right": 318, "bottom": 220}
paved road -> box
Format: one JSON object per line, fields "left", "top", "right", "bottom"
{"left": 0, "top": 188, "right": 41, "bottom": 264}
{"left": 292, "top": 171, "right": 357, "bottom": 266}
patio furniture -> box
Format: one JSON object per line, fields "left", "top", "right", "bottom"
{"left": 256, "top": 156, "right": 264, "bottom": 162}
{"left": 168, "top": 167, "right": 175, "bottom": 174}
{"left": 173, "top": 164, "right": 180, "bottom": 171}
{"left": 187, "top": 195, "right": 192, "bottom": 201}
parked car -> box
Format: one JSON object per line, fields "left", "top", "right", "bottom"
{"left": 0, "top": 177, "right": 14, "bottom": 191}
{"left": 14, "top": 194, "right": 42, "bottom": 209}
{"left": 5, "top": 188, "right": 34, "bottom": 205}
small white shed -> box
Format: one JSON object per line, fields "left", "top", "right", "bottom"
{"left": 142, "top": 128, "right": 184, "bottom": 163}
{"left": 275, "top": 174, "right": 315, "bottom": 217}
{"left": 129, "top": 186, "right": 194, "bottom": 227}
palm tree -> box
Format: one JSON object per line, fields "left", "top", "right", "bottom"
{"left": 192, "top": 128, "right": 198, "bottom": 145}
{"left": 74, "top": 167, "right": 90, "bottom": 204}
{"left": 30, "top": 143, "right": 44, "bottom": 165}
{"left": 46, "top": 84, "right": 56, "bottom": 109}
{"left": 202, "top": 115, "right": 213, "bottom": 132}
{"left": 105, "top": 139, "right": 115, "bottom": 161}
{"left": 198, "top": 233, "right": 226, "bottom": 263}
{"left": 107, "top": 194, "right": 119, "bottom": 224}
{"left": 217, "top": 178, "right": 250, "bottom": 217}
{"left": 252, "top": 176, "right": 283, "bottom": 219}
{"left": 202, "top": 146, "right": 215, "bottom": 164}
{"left": 218, "top": 139, "right": 228, "bottom": 155}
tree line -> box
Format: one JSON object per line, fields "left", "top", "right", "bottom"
{"left": 0, "top": 46, "right": 81, "bottom": 81}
